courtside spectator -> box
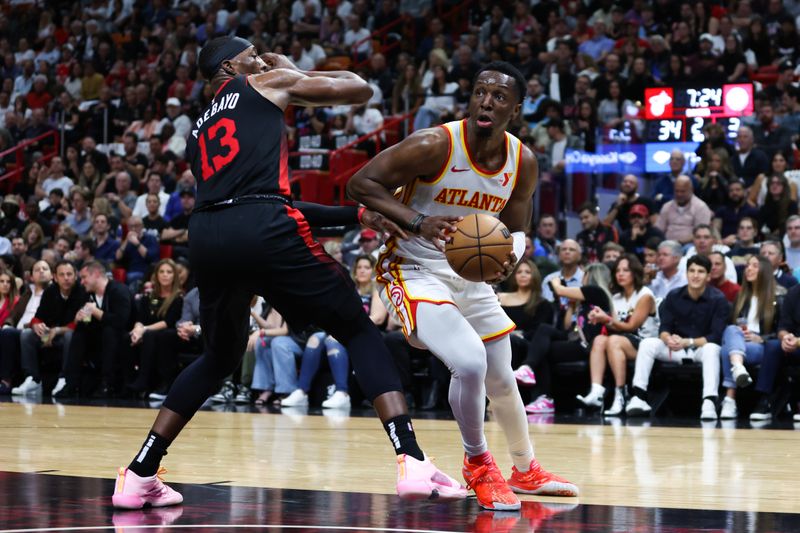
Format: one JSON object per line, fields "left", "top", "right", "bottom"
{"left": 626, "top": 255, "right": 730, "bottom": 420}
{"left": 56, "top": 261, "right": 133, "bottom": 398}
{"left": 753, "top": 284, "right": 800, "bottom": 422}
{"left": 718, "top": 255, "right": 778, "bottom": 420}
{"left": 126, "top": 259, "right": 184, "bottom": 400}
{"left": 0, "top": 261, "right": 51, "bottom": 395}
{"left": 12, "top": 261, "right": 85, "bottom": 396}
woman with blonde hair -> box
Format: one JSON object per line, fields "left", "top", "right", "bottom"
{"left": 718, "top": 255, "right": 778, "bottom": 419}
{"left": 127, "top": 259, "right": 184, "bottom": 399}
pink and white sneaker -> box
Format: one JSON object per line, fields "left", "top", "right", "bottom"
{"left": 396, "top": 454, "right": 468, "bottom": 501}
{"left": 513, "top": 365, "right": 537, "bottom": 386}
{"left": 112, "top": 467, "right": 183, "bottom": 509}
{"left": 525, "top": 395, "right": 555, "bottom": 414}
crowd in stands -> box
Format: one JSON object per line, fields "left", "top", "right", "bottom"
{"left": 0, "top": 0, "right": 799, "bottom": 424}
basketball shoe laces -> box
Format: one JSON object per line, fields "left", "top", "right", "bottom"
{"left": 465, "top": 461, "right": 505, "bottom": 492}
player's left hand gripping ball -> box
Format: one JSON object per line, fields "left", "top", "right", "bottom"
{"left": 486, "top": 251, "right": 517, "bottom": 285}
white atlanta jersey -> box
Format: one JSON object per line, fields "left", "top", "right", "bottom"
{"left": 391, "top": 118, "right": 523, "bottom": 274}
{"left": 375, "top": 119, "right": 523, "bottom": 342}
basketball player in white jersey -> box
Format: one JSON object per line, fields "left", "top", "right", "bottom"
{"left": 348, "top": 62, "right": 578, "bottom": 510}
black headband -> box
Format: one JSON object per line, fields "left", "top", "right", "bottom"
{"left": 199, "top": 36, "right": 252, "bottom": 80}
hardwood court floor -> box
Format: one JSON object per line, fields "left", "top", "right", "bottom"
{"left": 1, "top": 400, "right": 799, "bottom": 518}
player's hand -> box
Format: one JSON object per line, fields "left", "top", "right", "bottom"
{"left": 419, "top": 215, "right": 461, "bottom": 252}
{"left": 485, "top": 251, "right": 517, "bottom": 284}
{"left": 360, "top": 210, "right": 408, "bottom": 240}
{"left": 260, "top": 53, "right": 298, "bottom": 72}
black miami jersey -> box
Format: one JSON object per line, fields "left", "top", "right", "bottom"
{"left": 185, "top": 75, "right": 291, "bottom": 208}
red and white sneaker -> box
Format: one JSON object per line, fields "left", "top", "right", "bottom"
{"left": 462, "top": 453, "right": 521, "bottom": 511}
{"left": 396, "top": 454, "right": 468, "bottom": 501}
{"left": 513, "top": 365, "right": 537, "bottom": 386}
{"left": 112, "top": 467, "right": 184, "bottom": 509}
{"left": 507, "top": 459, "right": 578, "bottom": 497}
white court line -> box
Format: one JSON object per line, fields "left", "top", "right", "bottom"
{"left": 0, "top": 525, "right": 466, "bottom": 533}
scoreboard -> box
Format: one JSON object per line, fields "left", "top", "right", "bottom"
{"left": 643, "top": 84, "right": 753, "bottom": 143}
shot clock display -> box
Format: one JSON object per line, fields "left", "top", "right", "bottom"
{"left": 643, "top": 83, "right": 753, "bottom": 143}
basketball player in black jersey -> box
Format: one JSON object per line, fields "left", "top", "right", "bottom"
{"left": 111, "top": 36, "right": 466, "bottom": 509}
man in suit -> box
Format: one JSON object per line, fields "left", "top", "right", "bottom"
{"left": 731, "top": 126, "right": 769, "bottom": 188}
{"left": 55, "top": 260, "right": 133, "bottom": 398}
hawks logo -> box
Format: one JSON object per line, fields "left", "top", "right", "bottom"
{"left": 390, "top": 284, "right": 406, "bottom": 308}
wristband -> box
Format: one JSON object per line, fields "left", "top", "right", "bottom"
{"left": 511, "top": 231, "right": 525, "bottom": 263}
{"left": 408, "top": 214, "right": 426, "bottom": 233}
{"left": 357, "top": 206, "right": 366, "bottom": 223}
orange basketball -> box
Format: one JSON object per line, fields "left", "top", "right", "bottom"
{"left": 445, "top": 214, "right": 513, "bottom": 282}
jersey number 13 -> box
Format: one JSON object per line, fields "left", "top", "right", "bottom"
{"left": 197, "top": 117, "right": 240, "bottom": 180}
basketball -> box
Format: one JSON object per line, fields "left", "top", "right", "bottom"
{"left": 445, "top": 214, "right": 513, "bottom": 282}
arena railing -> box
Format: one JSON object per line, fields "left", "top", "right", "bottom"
{"left": 289, "top": 111, "right": 414, "bottom": 205}
{"left": 0, "top": 130, "right": 60, "bottom": 193}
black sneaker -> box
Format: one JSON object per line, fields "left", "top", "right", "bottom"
{"left": 749, "top": 396, "right": 772, "bottom": 421}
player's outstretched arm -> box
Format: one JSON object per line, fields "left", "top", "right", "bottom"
{"left": 250, "top": 54, "right": 372, "bottom": 109}
{"left": 347, "top": 128, "right": 461, "bottom": 245}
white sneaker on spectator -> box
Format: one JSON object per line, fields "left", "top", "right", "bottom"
{"left": 603, "top": 390, "right": 625, "bottom": 417}
{"left": 11, "top": 376, "right": 41, "bottom": 396}
{"left": 51, "top": 377, "right": 67, "bottom": 396}
{"left": 625, "top": 396, "right": 652, "bottom": 417}
{"left": 281, "top": 389, "right": 308, "bottom": 407}
{"left": 731, "top": 364, "right": 752, "bottom": 388}
{"left": 209, "top": 381, "right": 236, "bottom": 403}
{"left": 719, "top": 397, "right": 738, "bottom": 419}
{"left": 322, "top": 390, "right": 350, "bottom": 409}
{"left": 700, "top": 399, "right": 718, "bottom": 420}
{"left": 576, "top": 384, "right": 605, "bottom": 408}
